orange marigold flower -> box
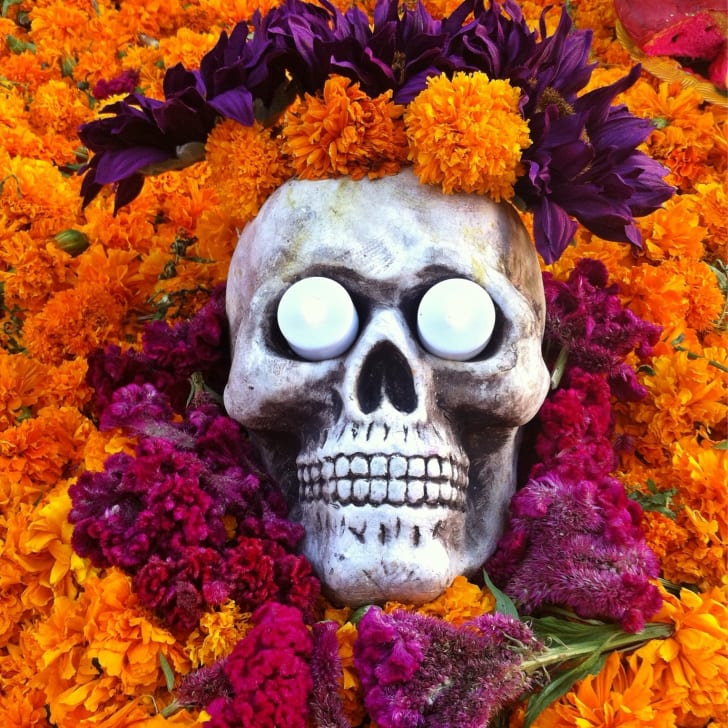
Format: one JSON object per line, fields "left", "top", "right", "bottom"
{"left": 0, "top": 406, "right": 87, "bottom": 512}
{"left": 23, "top": 281, "right": 130, "bottom": 365}
{"left": 0, "top": 350, "right": 48, "bottom": 429}
{"left": 0, "top": 230, "right": 74, "bottom": 315}
{"left": 628, "top": 347, "right": 727, "bottom": 444}
{"left": 693, "top": 181, "right": 728, "bottom": 261}
{"left": 384, "top": 575, "right": 495, "bottom": 625}
{"left": 621, "top": 258, "right": 725, "bottom": 336}
{"left": 283, "top": 75, "right": 408, "bottom": 182}
{"left": 638, "top": 194, "right": 707, "bottom": 263}
{"left": 533, "top": 650, "right": 677, "bottom": 727}
{"left": 405, "top": 71, "right": 530, "bottom": 200}
{"left": 623, "top": 80, "right": 726, "bottom": 192}
{"left": 633, "top": 586, "right": 728, "bottom": 726}
{"left": 206, "top": 118, "right": 292, "bottom": 230}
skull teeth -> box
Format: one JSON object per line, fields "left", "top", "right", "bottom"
{"left": 297, "top": 453, "right": 467, "bottom": 509}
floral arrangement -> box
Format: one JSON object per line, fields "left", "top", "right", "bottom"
{"left": 0, "top": 0, "right": 726, "bottom": 727}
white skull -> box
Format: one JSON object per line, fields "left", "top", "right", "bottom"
{"left": 224, "top": 168, "right": 549, "bottom": 606}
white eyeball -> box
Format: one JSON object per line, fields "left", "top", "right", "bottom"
{"left": 416, "top": 278, "right": 496, "bottom": 361}
{"left": 277, "top": 277, "right": 359, "bottom": 361}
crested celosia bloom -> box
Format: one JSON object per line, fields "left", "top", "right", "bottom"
{"left": 205, "top": 602, "right": 314, "bottom": 728}
{"left": 405, "top": 71, "right": 531, "bottom": 199}
{"left": 283, "top": 75, "right": 408, "bottom": 181}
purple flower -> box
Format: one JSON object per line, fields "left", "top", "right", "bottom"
{"left": 79, "top": 65, "right": 217, "bottom": 211}
{"left": 92, "top": 69, "right": 140, "bottom": 100}
{"left": 517, "top": 66, "right": 674, "bottom": 261}
{"left": 206, "top": 603, "right": 314, "bottom": 728}
{"left": 543, "top": 259, "right": 662, "bottom": 399}
{"left": 176, "top": 660, "right": 233, "bottom": 709}
{"left": 486, "top": 472, "right": 662, "bottom": 632}
{"left": 309, "top": 621, "right": 351, "bottom": 728}
{"left": 354, "top": 607, "right": 543, "bottom": 728}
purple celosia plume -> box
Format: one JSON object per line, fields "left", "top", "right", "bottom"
{"left": 309, "top": 621, "right": 351, "bottom": 728}
{"left": 486, "top": 472, "right": 662, "bottom": 633}
{"left": 354, "top": 607, "right": 543, "bottom": 728}
{"left": 542, "top": 258, "right": 662, "bottom": 400}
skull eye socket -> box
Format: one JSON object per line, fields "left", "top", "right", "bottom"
{"left": 416, "top": 278, "right": 496, "bottom": 361}
{"left": 276, "top": 276, "right": 359, "bottom": 361}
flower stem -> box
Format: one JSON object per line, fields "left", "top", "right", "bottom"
{"left": 520, "top": 621, "right": 672, "bottom": 674}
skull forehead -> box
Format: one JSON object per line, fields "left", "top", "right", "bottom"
{"left": 228, "top": 168, "right": 539, "bottom": 306}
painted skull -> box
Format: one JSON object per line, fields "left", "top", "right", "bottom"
{"left": 224, "top": 168, "right": 549, "bottom": 606}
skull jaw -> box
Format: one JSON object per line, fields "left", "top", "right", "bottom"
{"left": 301, "top": 501, "right": 493, "bottom": 605}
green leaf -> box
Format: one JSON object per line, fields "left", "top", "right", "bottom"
{"left": 523, "top": 649, "right": 607, "bottom": 727}
{"left": 713, "top": 440, "right": 728, "bottom": 450}
{"left": 159, "top": 653, "right": 175, "bottom": 693}
{"left": 1, "top": 0, "right": 22, "bottom": 16}
{"left": 482, "top": 571, "right": 519, "bottom": 618}
{"left": 628, "top": 479, "right": 677, "bottom": 520}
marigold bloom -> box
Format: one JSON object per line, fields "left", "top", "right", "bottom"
{"left": 385, "top": 575, "right": 495, "bottom": 625}
{"left": 405, "top": 71, "right": 531, "bottom": 200}
{"left": 534, "top": 650, "right": 677, "bottom": 727}
{"left": 623, "top": 80, "right": 726, "bottom": 192}
{"left": 206, "top": 119, "right": 292, "bottom": 230}
{"left": 632, "top": 587, "right": 728, "bottom": 725}
{"left": 283, "top": 75, "right": 408, "bottom": 181}
{"left": 185, "top": 601, "right": 252, "bottom": 667}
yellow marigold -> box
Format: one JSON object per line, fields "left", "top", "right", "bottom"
{"left": 185, "top": 601, "right": 251, "bottom": 667}
{"left": 206, "top": 118, "right": 292, "bottom": 230}
{"left": 405, "top": 71, "right": 530, "bottom": 200}
{"left": 632, "top": 586, "right": 728, "bottom": 726}
{"left": 283, "top": 75, "right": 408, "bottom": 182}
{"left": 533, "top": 650, "right": 677, "bottom": 728}
{"left": 384, "top": 575, "right": 495, "bottom": 625}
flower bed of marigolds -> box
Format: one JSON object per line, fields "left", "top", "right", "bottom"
{"left": 0, "top": 0, "right": 726, "bottom": 726}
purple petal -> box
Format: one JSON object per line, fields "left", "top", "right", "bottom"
{"left": 95, "top": 147, "right": 174, "bottom": 184}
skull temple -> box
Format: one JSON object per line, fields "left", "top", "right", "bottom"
{"left": 224, "top": 168, "right": 550, "bottom": 606}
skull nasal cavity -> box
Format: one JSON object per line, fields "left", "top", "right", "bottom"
{"left": 356, "top": 342, "right": 417, "bottom": 414}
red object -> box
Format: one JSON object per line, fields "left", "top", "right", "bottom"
{"left": 614, "top": 0, "right": 728, "bottom": 88}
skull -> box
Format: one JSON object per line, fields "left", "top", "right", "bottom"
{"left": 224, "top": 168, "right": 549, "bottom": 606}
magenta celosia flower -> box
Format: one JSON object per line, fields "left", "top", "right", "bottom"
{"left": 309, "top": 621, "right": 350, "bottom": 728}
{"left": 354, "top": 607, "right": 543, "bottom": 728}
{"left": 176, "top": 660, "right": 233, "bottom": 709}
{"left": 206, "top": 603, "right": 314, "bottom": 728}
{"left": 486, "top": 472, "right": 662, "bottom": 632}
{"left": 86, "top": 283, "right": 229, "bottom": 414}
{"left": 92, "top": 68, "right": 140, "bottom": 100}
{"left": 543, "top": 259, "right": 662, "bottom": 399}
{"left": 531, "top": 368, "right": 617, "bottom": 482}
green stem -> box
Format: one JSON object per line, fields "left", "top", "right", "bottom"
{"left": 549, "top": 345, "right": 570, "bottom": 390}
{"left": 520, "top": 621, "right": 673, "bottom": 675}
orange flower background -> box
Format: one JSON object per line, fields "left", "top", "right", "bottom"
{"left": 0, "top": 0, "right": 726, "bottom": 727}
